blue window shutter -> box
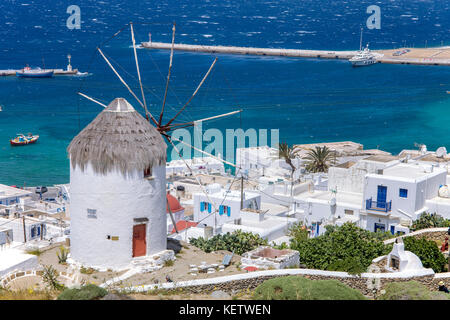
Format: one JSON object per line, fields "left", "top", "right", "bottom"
{"left": 208, "top": 203, "right": 212, "bottom": 213}
{"left": 227, "top": 206, "right": 231, "bottom": 217}
{"left": 200, "top": 202, "right": 205, "bottom": 212}
{"left": 219, "top": 206, "right": 223, "bottom": 215}
{"left": 399, "top": 189, "right": 408, "bottom": 198}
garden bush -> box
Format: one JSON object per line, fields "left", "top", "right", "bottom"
{"left": 378, "top": 281, "right": 449, "bottom": 300}
{"left": 252, "top": 276, "right": 366, "bottom": 300}
{"left": 289, "top": 222, "right": 390, "bottom": 274}
{"left": 57, "top": 284, "right": 108, "bottom": 300}
{"left": 189, "top": 230, "right": 267, "bottom": 255}
{"left": 410, "top": 212, "right": 450, "bottom": 231}
{"left": 403, "top": 237, "right": 447, "bottom": 272}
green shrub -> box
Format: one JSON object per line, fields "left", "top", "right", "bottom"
{"left": 411, "top": 212, "right": 450, "bottom": 231}
{"left": 326, "top": 256, "right": 367, "bottom": 275}
{"left": 26, "top": 249, "right": 42, "bottom": 256}
{"left": 403, "top": 237, "right": 447, "bottom": 272}
{"left": 57, "top": 246, "right": 69, "bottom": 264}
{"left": 378, "top": 281, "right": 449, "bottom": 300}
{"left": 189, "top": 230, "right": 267, "bottom": 255}
{"left": 253, "top": 276, "right": 366, "bottom": 300}
{"left": 80, "top": 266, "right": 96, "bottom": 275}
{"left": 289, "top": 222, "right": 390, "bottom": 274}
{"left": 57, "top": 284, "right": 108, "bottom": 300}
{"left": 42, "top": 265, "right": 64, "bottom": 291}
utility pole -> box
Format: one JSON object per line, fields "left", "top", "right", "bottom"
{"left": 240, "top": 175, "right": 244, "bottom": 210}
{"left": 22, "top": 215, "right": 27, "bottom": 243}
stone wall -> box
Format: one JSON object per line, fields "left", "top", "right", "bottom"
{"left": 0, "top": 268, "right": 77, "bottom": 288}
{"left": 176, "top": 274, "right": 439, "bottom": 298}
{"left": 123, "top": 268, "right": 440, "bottom": 299}
{"left": 384, "top": 228, "right": 449, "bottom": 245}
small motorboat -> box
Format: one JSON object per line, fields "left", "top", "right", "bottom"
{"left": 10, "top": 133, "right": 39, "bottom": 146}
{"left": 16, "top": 66, "right": 53, "bottom": 78}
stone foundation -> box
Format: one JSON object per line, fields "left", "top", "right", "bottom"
{"left": 241, "top": 246, "right": 300, "bottom": 270}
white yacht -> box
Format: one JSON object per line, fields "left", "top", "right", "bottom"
{"left": 349, "top": 44, "right": 377, "bottom": 67}
{"left": 349, "top": 27, "right": 377, "bottom": 67}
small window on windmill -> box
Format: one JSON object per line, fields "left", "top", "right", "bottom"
{"left": 87, "top": 208, "right": 97, "bottom": 219}
{"left": 144, "top": 167, "right": 153, "bottom": 179}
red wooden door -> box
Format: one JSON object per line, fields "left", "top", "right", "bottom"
{"left": 132, "top": 224, "right": 146, "bottom": 257}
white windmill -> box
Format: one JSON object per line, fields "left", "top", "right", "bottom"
{"left": 72, "top": 22, "right": 243, "bottom": 269}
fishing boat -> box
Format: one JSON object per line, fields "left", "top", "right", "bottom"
{"left": 10, "top": 133, "right": 39, "bottom": 146}
{"left": 16, "top": 66, "right": 53, "bottom": 78}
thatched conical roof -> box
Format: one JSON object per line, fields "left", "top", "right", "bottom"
{"left": 68, "top": 98, "right": 167, "bottom": 176}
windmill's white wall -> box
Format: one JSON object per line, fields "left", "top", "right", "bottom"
{"left": 69, "top": 162, "right": 166, "bottom": 270}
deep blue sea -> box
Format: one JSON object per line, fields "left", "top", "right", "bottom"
{"left": 0, "top": 0, "right": 449, "bottom": 186}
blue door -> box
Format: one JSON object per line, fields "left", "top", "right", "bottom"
{"left": 390, "top": 225, "right": 395, "bottom": 235}
{"left": 377, "top": 185, "right": 387, "bottom": 208}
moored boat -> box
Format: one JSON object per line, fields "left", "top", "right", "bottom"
{"left": 16, "top": 66, "right": 53, "bottom": 78}
{"left": 10, "top": 133, "right": 39, "bottom": 146}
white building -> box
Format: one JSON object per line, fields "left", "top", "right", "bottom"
{"left": 0, "top": 184, "right": 32, "bottom": 206}
{"left": 166, "top": 156, "right": 225, "bottom": 176}
{"left": 67, "top": 98, "right": 168, "bottom": 270}
{"left": 360, "top": 162, "right": 446, "bottom": 233}
{"left": 185, "top": 184, "right": 298, "bottom": 243}
{"left": 193, "top": 183, "right": 261, "bottom": 227}
{"left": 291, "top": 156, "right": 447, "bottom": 236}
{"left": 236, "top": 146, "right": 302, "bottom": 180}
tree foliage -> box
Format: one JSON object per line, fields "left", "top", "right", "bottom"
{"left": 304, "top": 146, "right": 336, "bottom": 173}
{"left": 189, "top": 230, "right": 267, "bottom": 255}
{"left": 410, "top": 212, "right": 450, "bottom": 231}
{"left": 278, "top": 142, "right": 296, "bottom": 172}
{"left": 289, "top": 222, "right": 390, "bottom": 274}
{"left": 403, "top": 237, "right": 447, "bottom": 272}
{"left": 252, "top": 276, "right": 366, "bottom": 300}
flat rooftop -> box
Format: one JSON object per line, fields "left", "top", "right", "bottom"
{"left": 0, "top": 184, "right": 32, "bottom": 199}
{"left": 293, "top": 141, "right": 391, "bottom": 158}
{"left": 363, "top": 155, "right": 399, "bottom": 163}
{"left": 295, "top": 189, "right": 363, "bottom": 206}
{"left": 382, "top": 163, "right": 446, "bottom": 179}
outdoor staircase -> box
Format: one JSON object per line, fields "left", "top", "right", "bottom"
{"left": 131, "top": 256, "right": 165, "bottom": 273}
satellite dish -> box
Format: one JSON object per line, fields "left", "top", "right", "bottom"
{"left": 436, "top": 147, "right": 447, "bottom": 158}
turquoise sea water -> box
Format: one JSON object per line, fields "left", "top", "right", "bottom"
{"left": 0, "top": 0, "right": 449, "bottom": 186}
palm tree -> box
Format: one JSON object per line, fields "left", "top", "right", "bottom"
{"left": 279, "top": 142, "right": 296, "bottom": 199}
{"left": 304, "top": 146, "right": 336, "bottom": 173}
{"left": 279, "top": 142, "right": 296, "bottom": 173}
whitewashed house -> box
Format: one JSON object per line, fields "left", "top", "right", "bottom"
{"left": 0, "top": 184, "right": 32, "bottom": 206}
{"left": 67, "top": 98, "right": 170, "bottom": 271}
{"left": 166, "top": 156, "right": 225, "bottom": 176}
{"left": 193, "top": 183, "right": 261, "bottom": 227}
{"left": 236, "top": 146, "right": 302, "bottom": 180}
{"left": 185, "top": 184, "right": 298, "bottom": 243}
{"left": 290, "top": 155, "right": 447, "bottom": 236}
{"left": 360, "top": 162, "right": 446, "bottom": 233}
